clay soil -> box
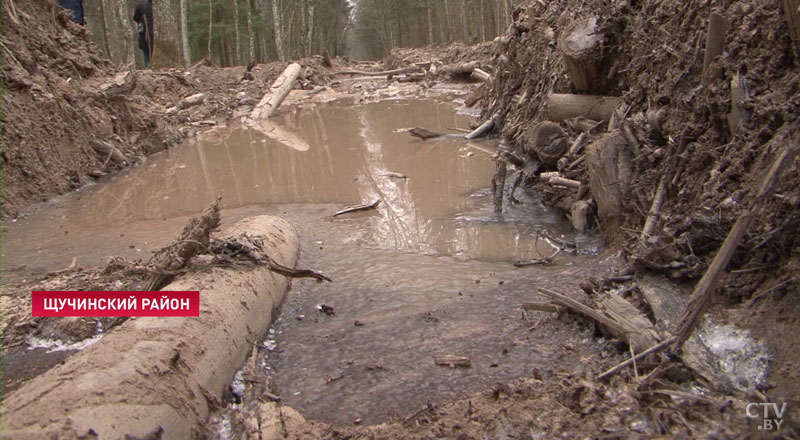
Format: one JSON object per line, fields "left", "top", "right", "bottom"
{"left": 2, "top": 0, "right": 800, "bottom": 438}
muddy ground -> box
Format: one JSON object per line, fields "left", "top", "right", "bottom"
{"left": 2, "top": 0, "right": 800, "bottom": 438}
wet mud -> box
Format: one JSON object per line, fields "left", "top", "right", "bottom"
{"left": 1, "top": 98, "right": 605, "bottom": 427}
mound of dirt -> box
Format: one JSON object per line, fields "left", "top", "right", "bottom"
{"left": 0, "top": 0, "right": 339, "bottom": 218}
{"left": 477, "top": 0, "right": 800, "bottom": 421}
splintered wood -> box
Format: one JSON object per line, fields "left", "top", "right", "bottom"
{"left": 537, "top": 287, "right": 659, "bottom": 353}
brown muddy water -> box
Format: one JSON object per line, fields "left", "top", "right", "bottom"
{"left": 1, "top": 99, "right": 608, "bottom": 428}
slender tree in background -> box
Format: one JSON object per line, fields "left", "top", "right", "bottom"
{"left": 246, "top": 0, "right": 255, "bottom": 62}
{"left": 233, "top": 0, "right": 241, "bottom": 65}
{"left": 206, "top": 0, "right": 212, "bottom": 59}
{"left": 87, "top": 0, "right": 508, "bottom": 67}
{"left": 180, "top": 0, "right": 191, "bottom": 65}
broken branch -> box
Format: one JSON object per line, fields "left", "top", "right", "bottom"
{"left": 333, "top": 199, "right": 382, "bottom": 217}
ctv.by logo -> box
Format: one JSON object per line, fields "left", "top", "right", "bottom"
{"left": 746, "top": 402, "right": 788, "bottom": 431}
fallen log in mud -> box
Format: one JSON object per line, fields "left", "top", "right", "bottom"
{"left": 0, "top": 215, "right": 299, "bottom": 440}
{"left": 246, "top": 62, "right": 302, "bottom": 123}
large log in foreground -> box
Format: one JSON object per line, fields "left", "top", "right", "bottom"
{"left": 246, "top": 62, "right": 302, "bottom": 123}
{"left": 0, "top": 216, "right": 300, "bottom": 440}
{"left": 546, "top": 93, "right": 623, "bottom": 122}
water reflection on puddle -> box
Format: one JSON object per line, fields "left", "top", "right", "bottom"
{"left": 1, "top": 99, "right": 599, "bottom": 275}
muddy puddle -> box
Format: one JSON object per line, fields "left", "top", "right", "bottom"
{"left": 1, "top": 98, "right": 606, "bottom": 426}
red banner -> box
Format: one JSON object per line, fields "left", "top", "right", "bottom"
{"left": 32, "top": 291, "right": 200, "bottom": 317}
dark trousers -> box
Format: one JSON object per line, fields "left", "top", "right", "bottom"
{"left": 142, "top": 48, "right": 151, "bottom": 68}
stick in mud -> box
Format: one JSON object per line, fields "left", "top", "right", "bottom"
{"left": 333, "top": 199, "right": 382, "bottom": 217}
{"left": 597, "top": 338, "right": 676, "bottom": 380}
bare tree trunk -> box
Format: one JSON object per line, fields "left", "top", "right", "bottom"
{"left": 305, "top": 0, "right": 315, "bottom": 56}
{"left": 118, "top": 0, "right": 135, "bottom": 65}
{"left": 443, "top": 0, "right": 450, "bottom": 42}
{"left": 426, "top": 0, "right": 434, "bottom": 44}
{"left": 206, "top": 0, "right": 212, "bottom": 59}
{"left": 233, "top": 0, "right": 241, "bottom": 65}
{"left": 272, "top": 0, "right": 284, "bottom": 60}
{"left": 479, "top": 0, "right": 486, "bottom": 42}
{"left": 98, "top": 0, "right": 112, "bottom": 57}
{"left": 459, "top": 1, "right": 467, "bottom": 42}
{"left": 246, "top": 0, "right": 255, "bottom": 62}
{"left": 180, "top": 0, "right": 190, "bottom": 66}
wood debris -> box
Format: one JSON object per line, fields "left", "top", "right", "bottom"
{"left": 334, "top": 199, "right": 382, "bottom": 217}
{"left": 434, "top": 355, "right": 471, "bottom": 368}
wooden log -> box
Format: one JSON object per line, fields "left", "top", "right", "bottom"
{"left": 559, "top": 16, "right": 605, "bottom": 91}
{"left": 636, "top": 273, "right": 687, "bottom": 333}
{"left": 596, "top": 292, "right": 660, "bottom": 352}
{"left": 525, "top": 121, "right": 568, "bottom": 168}
{"left": 440, "top": 61, "right": 479, "bottom": 76}
{"left": 783, "top": 0, "right": 800, "bottom": 47}
{"left": 0, "top": 216, "right": 299, "bottom": 439}
{"left": 465, "top": 118, "right": 495, "bottom": 140}
{"left": 702, "top": 12, "right": 727, "bottom": 85}
{"left": 100, "top": 69, "right": 136, "bottom": 98}
{"left": 538, "top": 288, "right": 659, "bottom": 353}
{"left": 727, "top": 73, "right": 748, "bottom": 135}
{"left": 334, "top": 66, "right": 418, "bottom": 76}
{"left": 546, "top": 94, "right": 624, "bottom": 123}
{"left": 167, "top": 92, "right": 206, "bottom": 114}
{"left": 247, "top": 62, "right": 302, "bottom": 122}
{"left": 585, "top": 131, "right": 632, "bottom": 235}
{"left": 471, "top": 68, "right": 491, "bottom": 82}
{"left": 674, "top": 140, "right": 800, "bottom": 347}
{"left": 434, "top": 355, "right": 471, "bottom": 368}
{"left": 546, "top": 176, "right": 581, "bottom": 189}
{"left": 89, "top": 139, "right": 127, "bottom": 165}
{"left": 640, "top": 174, "right": 668, "bottom": 241}
{"left": 567, "top": 132, "right": 587, "bottom": 157}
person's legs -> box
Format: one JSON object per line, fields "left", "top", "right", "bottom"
{"left": 142, "top": 48, "right": 150, "bottom": 68}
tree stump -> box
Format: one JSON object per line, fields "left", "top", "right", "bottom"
{"left": 558, "top": 16, "right": 606, "bottom": 92}
{"left": 525, "top": 121, "right": 568, "bottom": 169}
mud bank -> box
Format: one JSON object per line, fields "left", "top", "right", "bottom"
{"left": 0, "top": 216, "right": 298, "bottom": 439}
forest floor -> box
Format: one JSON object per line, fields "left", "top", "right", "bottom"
{"left": 2, "top": 0, "right": 800, "bottom": 438}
